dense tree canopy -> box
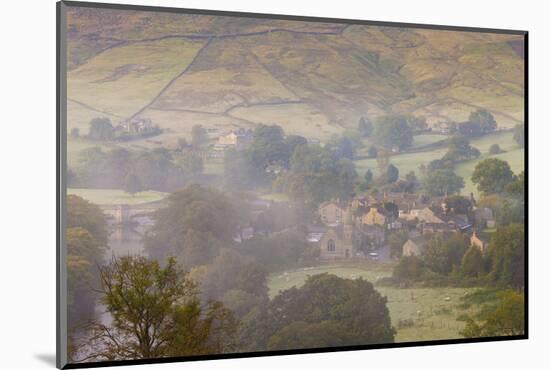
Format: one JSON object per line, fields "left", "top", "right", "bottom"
{"left": 373, "top": 114, "right": 414, "bottom": 150}
{"left": 76, "top": 147, "right": 187, "bottom": 192}
{"left": 392, "top": 255, "right": 424, "bottom": 282}
{"left": 248, "top": 124, "right": 289, "bottom": 170}
{"left": 266, "top": 274, "right": 395, "bottom": 349}
{"left": 444, "top": 195, "right": 473, "bottom": 215}
{"left": 274, "top": 144, "right": 357, "bottom": 207}
{"left": 81, "top": 256, "right": 237, "bottom": 361}
{"left": 67, "top": 195, "right": 109, "bottom": 245}
{"left": 442, "top": 135, "right": 480, "bottom": 162}
{"left": 456, "top": 110, "right": 497, "bottom": 138}
{"left": 488, "top": 224, "right": 525, "bottom": 289}
{"left": 422, "top": 235, "right": 468, "bottom": 275}
{"left": 469, "top": 109, "right": 497, "bottom": 134}
{"left": 88, "top": 117, "right": 114, "bottom": 141}
{"left": 145, "top": 185, "right": 241, "bottom": 268}
{"left": 424, "top": 169, "right": 464, "bottom": 196}
{"left": 66, "top": 195, "right": 108, "bottom": 339}
{"left": 196, "top": 248, "right": 268, "bottom": 303}
{"left": 471, "top": 158, "right": 515, "bottom": 195}
{"left": 461, "top": 290, "right": 524, "bottom": 338}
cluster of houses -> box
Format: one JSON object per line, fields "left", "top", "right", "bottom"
{"left": 310, "top": 192, "right": 495, "bottom": 261}
{"left": 117, "top": 117, "right": 154, "bottom": 135}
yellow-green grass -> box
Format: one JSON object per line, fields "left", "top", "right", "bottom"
{"left": 456, "top": 148, "right": 524, "bottom": 197}
{"left": 384, "top": 286, "right": 477, "bottom": 342}
{"left": 139, "top": 108, "right": 255, "bottom": 139}
{"left": 68, "top": 38, "right": 207, "bottom": 118}
{"left": 67, "top": 97, "right": 121, "bottom": 132}
{"left": 354, "top": 131, "right": 524, "bottom": 191}
{"left": 455, "top": 131, "right": 524, "bottom": 197}
{"left": 229, "top": 103, "right": 343, "bottom": 141}
{"left": 153, "top": 38, "right": 298, "bottom": 113}
{"left": 410, "top": 134, "right": 448, "bottom": 149}
{"left": 68, "top": 188, "right": 168, "bottom": 206}
{"left": 267, "top": 265, "right": 479, "bottom": 342}
{"left": 355, "top": 147, "right": 447, "bottom": 176}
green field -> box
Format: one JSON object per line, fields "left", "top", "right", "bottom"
{"left": 355, "top": 147, "right": 447, "bottom": 176}
{"left": 68, "top": 38, "right": 206, "bottom": 120}
{"left": 267, "top": 264, "right": 480, "bottom": 342}
{"left": 354, "top": 131, "right": 524, "bottom": 198}
{"left": 410, "top": 134, "right": 448, "bottom": 149}
{"left": 455, "top": 132, "right": 524, "bottom": 197}
{"left": 68, "top": 188, "right": 168, "bottom": 206}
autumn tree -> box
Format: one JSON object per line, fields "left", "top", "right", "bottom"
{"left": 488, "top": 224, "right": 525, "bottom": 289}
{"left": 66, "top": 196, "right": 108, "bottom": 346}
{"left": 81, "top": 256, "right": 238, "bottom": 361}
{"left": 460, "top": 290, "right": 524, "bottom": 338}
{"left": 67, "top": 195, "right": 108, "bottom": 245}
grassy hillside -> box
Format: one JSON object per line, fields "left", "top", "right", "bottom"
{"left": 66, "top": 7, "right": 525, "bottom": 144}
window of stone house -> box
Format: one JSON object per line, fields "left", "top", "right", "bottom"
{"left": 327, "top": 239, "right": 336, "bottom": 252}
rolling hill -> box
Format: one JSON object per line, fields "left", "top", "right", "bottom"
{"left": 66, "top": 7, "right": 525, "bottom": 146}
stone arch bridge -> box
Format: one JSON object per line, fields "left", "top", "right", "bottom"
{"left": 99, "top": 201, "right": 165, "bottom": 226}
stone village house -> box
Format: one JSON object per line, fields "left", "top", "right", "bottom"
{"left": 319, "top": 200, "right": 349, "bottom": 226}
